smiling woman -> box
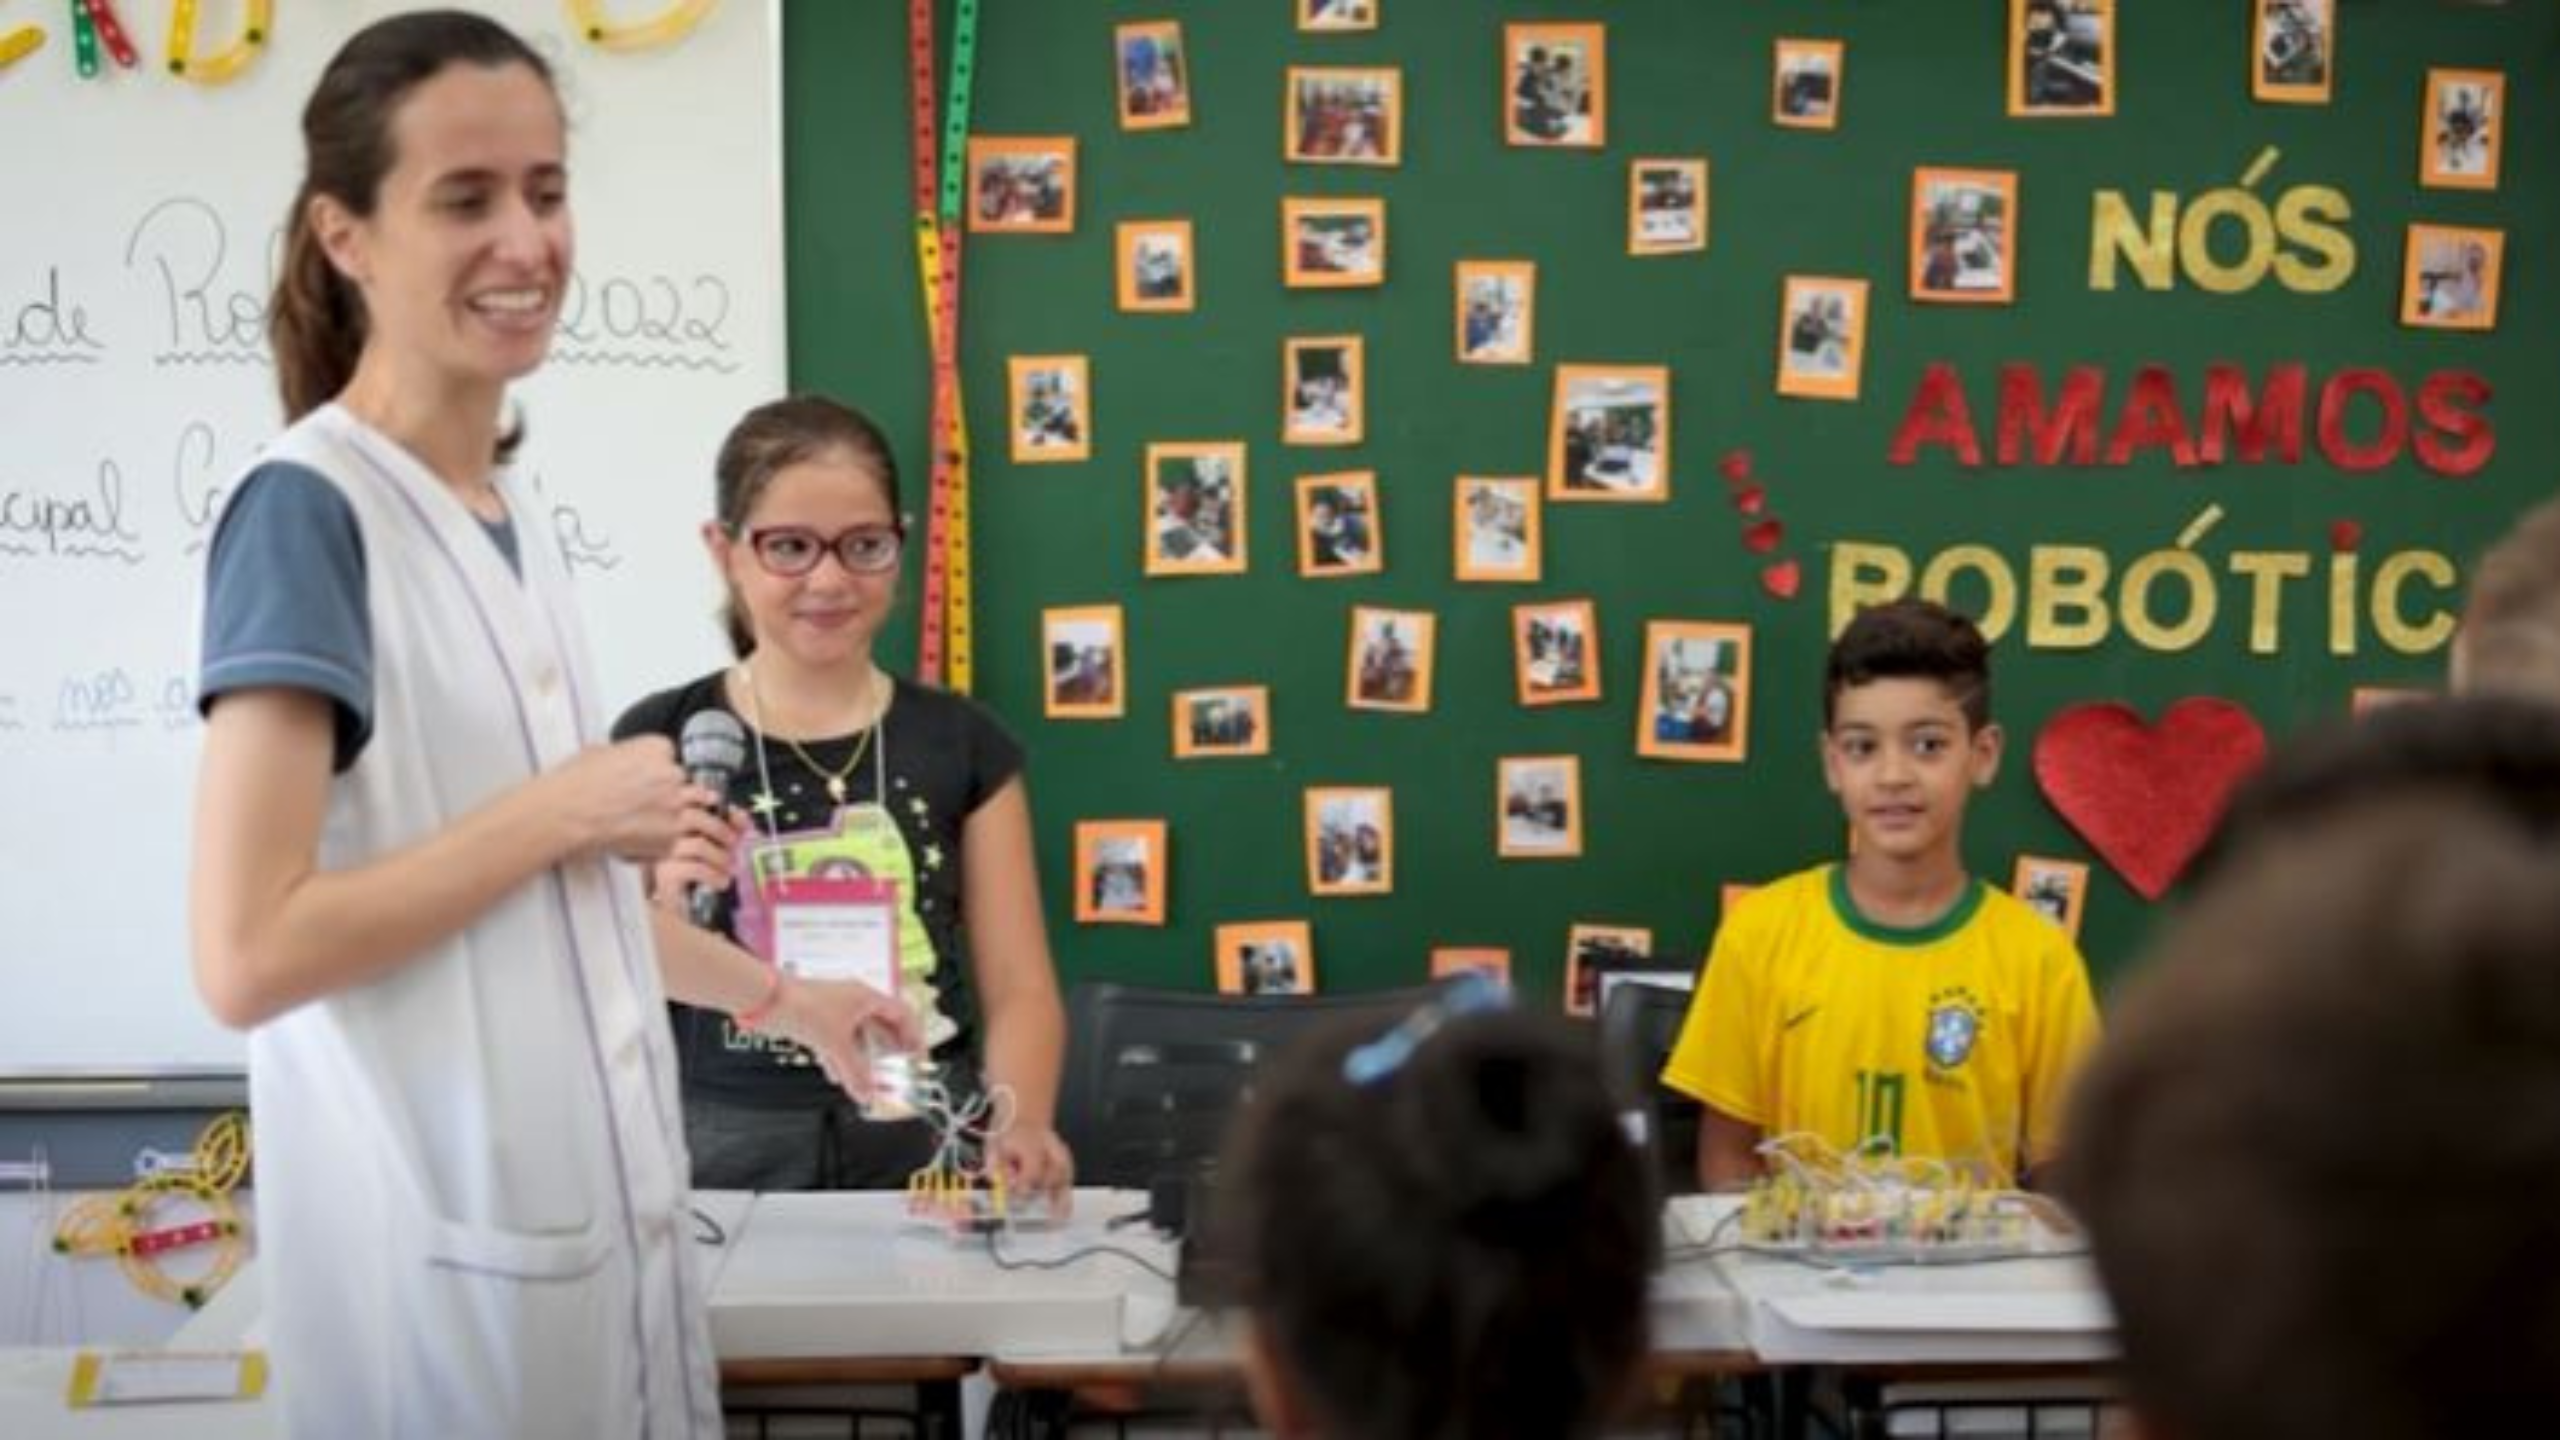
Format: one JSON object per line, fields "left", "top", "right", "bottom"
{"left": 188, "top": 12, "right": 725, "bottom": 1434}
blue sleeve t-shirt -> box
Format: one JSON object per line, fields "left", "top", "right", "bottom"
{"left": 197, "top": 460, "right": 521, "bottom": 772}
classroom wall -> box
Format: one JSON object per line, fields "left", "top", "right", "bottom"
{"left": 782, "top": 0, "right": 2552, "bottom": 1007}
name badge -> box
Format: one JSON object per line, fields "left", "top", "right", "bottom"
{"left": 768, "top": 877, "right": 900, "bottom": 995}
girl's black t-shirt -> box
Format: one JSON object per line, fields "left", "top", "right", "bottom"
{"left": 612, "top": 667, "right": 1024, "bottom": 1104}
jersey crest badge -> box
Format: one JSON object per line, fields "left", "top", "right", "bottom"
{"left": 1924, "top": 988, "right": 1983, "bottom": 1070}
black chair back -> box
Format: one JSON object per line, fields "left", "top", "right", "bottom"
{"left": 1056, "top": 979, "right": 1454, "bottom": 1190}
{"left": 1596, "top": 978, "right": 1706, "bottom": 1194}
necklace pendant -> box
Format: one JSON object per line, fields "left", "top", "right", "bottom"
{"left": 826, "top": 776, "right": 849, "bottom": 804}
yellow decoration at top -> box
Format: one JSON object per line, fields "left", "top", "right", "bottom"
{"left": 567, "top": 0, "right": 716, "bottom": 53}
{"left": 166, "top": 0, "right": 272, "bottom": 86}
{"left": 0, "top": 25, "right": 45, "bottom": 73}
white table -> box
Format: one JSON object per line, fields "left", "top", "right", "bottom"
{"left": 707, "top": 1187, "right": 1171, "bottom": 1363}
{"left": 2, "top": 1189, "right": 2116, "bottom": 1438}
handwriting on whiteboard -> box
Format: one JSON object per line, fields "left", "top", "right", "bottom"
{"left": 3, "top": 266, "right": 107, "bottom": 368}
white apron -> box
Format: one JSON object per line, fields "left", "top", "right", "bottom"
{"left": 236, "top": 406, "right": 720, "bottom": 1438}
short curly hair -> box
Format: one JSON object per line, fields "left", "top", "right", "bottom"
{"left": 1824, "top": 597, "right": 1991, "bottom": 730}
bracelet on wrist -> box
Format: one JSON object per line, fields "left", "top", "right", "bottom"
{"left": 735, "top": 965, "right": 787, "bottom": 1031}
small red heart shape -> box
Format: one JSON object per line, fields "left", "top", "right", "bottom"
{"left": 1761, "top": 559, "right": 1802, "bottom": 599}
{"left": 1733, "top": 483, "right": 1767, "bottom": 516}
{"left": 1742, "top": 518, "right": 1785, "bottom": 554}
{"left": 2329, "top": 519, "right": 2363, "bottom": 553}
{"left": 2032, "top": 699, "right": 2268, "bottom": 901}
{"left": 1720, "top": 450, "right": 1753, "bottom": 482}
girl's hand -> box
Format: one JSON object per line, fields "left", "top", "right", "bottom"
{"left": 989, "top": 1124, "right": 1075, "bottom": 1213}
{"left": 771, "top": 978, "right": 922, "bottom": 1100}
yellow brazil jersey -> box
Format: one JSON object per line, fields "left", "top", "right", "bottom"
{"left": 1661, "top": 864, "right": 2101, "bottom": 1186}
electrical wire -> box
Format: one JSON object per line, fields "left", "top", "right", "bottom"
{"left": 982, "top": 1228, "right": 1176, "bottom": 1284}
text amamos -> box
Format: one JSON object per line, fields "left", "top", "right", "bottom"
{"left": 1889, "top": 363, "right": 2493, "bottom": 478}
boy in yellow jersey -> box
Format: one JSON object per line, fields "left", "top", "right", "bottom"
{"left": 1662, "top": 598, "right": 2100, "bottom": 1190}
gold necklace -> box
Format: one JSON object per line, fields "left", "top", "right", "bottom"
{"left": 746, "top": 662, "right": 879, "bottom": 806}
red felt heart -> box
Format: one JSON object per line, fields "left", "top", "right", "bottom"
{"left": 1742, "top": 518, "right": 1784, "bottom": 554}
{"left": 1733, "top": 483, "right": 1767, "bottom": 516}
{"left": 1760, "top": 558, "right": 1801, "bottom": 599}
{"left": 2329, "top": 518, "right": 2363, "bottom": 553}
{"left": 1720, "top": 450, "right": 1753, "bottom": 482}
{"left": 2032, "top": 699, "right": 2268, "bottom": 901}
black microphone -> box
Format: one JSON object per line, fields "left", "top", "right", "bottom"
{"left": 677, "top": 708, "right": 748, "bottom": 928}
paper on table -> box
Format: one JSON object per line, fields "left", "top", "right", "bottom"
{"left": 1754, "top": 1291, "right": 2115, "bottom": 1365}
{"left": 66, "top": 1351, "right": 267, "bottom": 1406}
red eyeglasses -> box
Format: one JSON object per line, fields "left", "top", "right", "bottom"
{"left": 741, "top": 525, "right": 904, "bottom": 577}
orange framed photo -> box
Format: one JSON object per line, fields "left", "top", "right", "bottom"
{"left": 1116, "top": 219, "right": 1196, "bottom": 313}
{"left": 966, "top": 136, "right": 1077, "bottom": 233}
{"left": 1006, "top": 354, "right": 1090, "bottom": 464}
{"left": 2400, "top": 224, "right": 2502, "bottom": 332}
{"left": 1297, "top": 0, "right": 1375, "bottom": 34}
{"left": 2421, "top": 68, "right": 2502, "bottom": 191}
{"left": 1346, "top": 606, "right": 1435, "bottom": 713}
{"left": 2252, "top": 0, "right": 2333, "bottom": 106}
{"left": 1144, "top": 441, "right": 1247, "bottom": 575}
{"left": 1283, "top": 336, "right": 1365, "bottom": 446}
{"left": 1297, "top": 471, "right": 1383, "bottom": 578}
{"left": 1286, "top": 66, "right": 1401, "bottom": 166}
{"left": 1497, "top": 755, "right": 1583, "bottom": 860}
{"left": 1283, "top": 197, "right": 1386, "bottom": 289}
{"left": 1513, "top": 598, "right": 1599, "bottom": 706}
{"left": 1772, "top": 37, "right": 1843, "bottom": 129}
{"left": 1564, "top": 923, "right": 1654, "bottom": 1018}
{"left": 1549, "top": 364, "right": 1671, "bottom": 502}
{"left": 1505, "top": 22, "right": 1605, "bottom": 147}
{"left": 1042, "top": 605, "right": 1124, "bottom": 719}
{"left": 1911, "top": 168, "right": 2016, "bottom": 305}
{"left": 1455, "top": 260, "right": 1535, "bottom": 365}
{"left": 1455, "top": 475, "right": 1541, "bottom": 583}
{"left": 1075, "top": 819, "right": 1168, "bottom": 925}
{"left": 1776, "top": 275, "right": 1869, "bottom": 401}
{"left": 1216, "top": 920, "right": 1316, "bottom": 996}
{"left": 2011, "top": 854, "right": 2090, "bottom": 942}
{"left": 1306, "top": 786, "right": 1394, "bottom": 896}
{"left": 1429, "top": 947, "right": 1512, "bottom": 987}
{"left": 1638, "top": 620, "right": 1751, "bottom": 763}
{"left": 2350, "top": 685, "right": 2430, "bottom": 716}
{"left": 1115, "top": 21, "right": 1192, "bottom": 130}
{"left": 1628, "top": 158, "right": 1708, "bottom": 256}
{"left": 2008, "top": 0, "right": 2113, "bottom": 118}
{"left": 1172, "top": 685, "right": 1271, "bottom": 758}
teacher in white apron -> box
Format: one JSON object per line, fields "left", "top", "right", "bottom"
{"left": 189, "top": 12, "right": 904, "bottom": 1435}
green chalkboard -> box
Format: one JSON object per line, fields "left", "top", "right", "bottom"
{"left": 782, "top": 0, "right": 2554, "bottom": 1005}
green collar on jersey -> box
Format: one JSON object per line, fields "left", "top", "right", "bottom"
{"left": 1827, "top": 864, "right": 1984, "bottom": 947}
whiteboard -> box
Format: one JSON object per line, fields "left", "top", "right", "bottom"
{"left": 0, "top": 2, "right": 785, "bottom": 1073}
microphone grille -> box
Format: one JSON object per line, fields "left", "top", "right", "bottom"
{"left": 678, "top": 707, "right": 748, "bottom": 774}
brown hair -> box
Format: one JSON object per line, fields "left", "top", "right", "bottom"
{"left": 1222, "top": 1009, "right": 1654, "bottom": 1440}
{"left": 713, "top": 395, "right": 904, "bottom": 657}
{"left": 2459, "top": 494, "right": 2560, "bottom": 701}
{"left": 2063, "top": 708, "right": 2560, "bottom": 1440}
{"left": 268, "top": 10, "right": 553, "bottom": 452}
{"left": 1823, "top": 596, "right": 1991, "bottom": 729}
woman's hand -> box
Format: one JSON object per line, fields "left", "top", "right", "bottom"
{"left": 549, "top": 736, "right": 705, "bottom": 865}
{"left": 647, "top": 798, "right": 746, "bottom": 916}
{"left": 989, "top": 1123, "right": 1075, "bottom": 1213}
